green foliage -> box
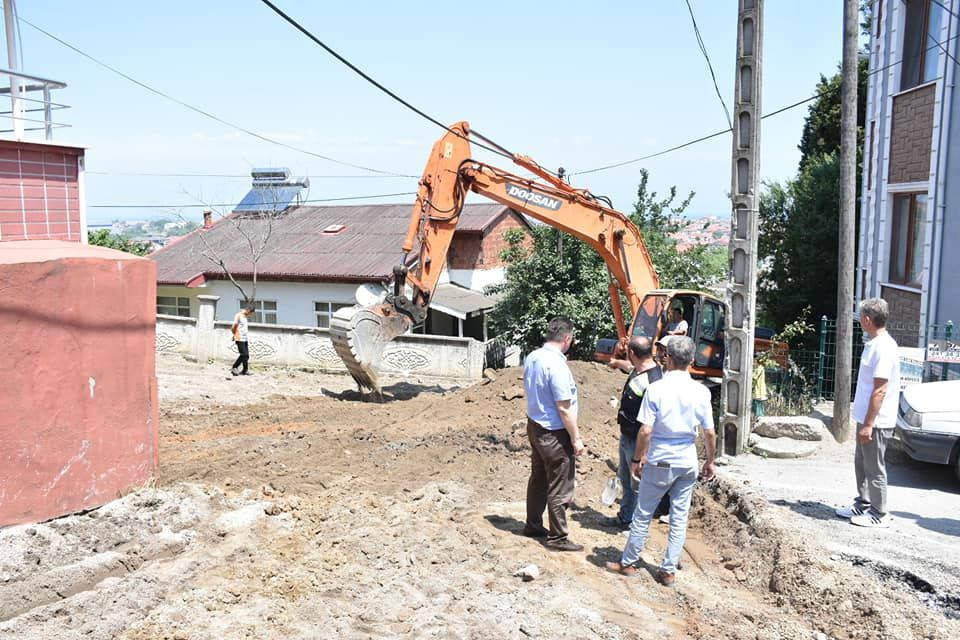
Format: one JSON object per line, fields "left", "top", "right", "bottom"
{"left": 758, "top": 308, "right": 817, "bottom": 416}
{"left": 487, "top": 169, "right": 726, "bottom": 359}
{"left": 87, "top": 229, "right": 152, "bottom": 256}
{"left": 759, "top": 57, "right": 868, "bottom": 342}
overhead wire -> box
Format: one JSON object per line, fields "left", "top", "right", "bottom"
{"left": 87, "top": 170, "right": 410, "bottom": 179}
{"left": 573, "top": 30, "right": 960, "bottom": 176}
{"left": 683, "top": 0, "right": 733, "bottom": 129}
{"left": 18, "top": 16, "right": 414, "bottom": 178}
{"left": 255, "top": 0, "right": 536, "bottom": 170}
{"left": 87, "top": 191, "right": 417, "bottom": 209}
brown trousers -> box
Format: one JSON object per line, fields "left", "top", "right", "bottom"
{"left": 526, "top": 418, "right": 576, "bottom": 541}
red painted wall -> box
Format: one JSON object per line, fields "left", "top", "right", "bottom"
{"left": 0, "top": 140, "right": 84, "bottom": 243}
{"left": 0, "top": 241, "right": 158, "bottom": 527}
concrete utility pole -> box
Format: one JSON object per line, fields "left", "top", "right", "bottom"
{"left": 722, "top": 0, "right": 763, "bottom": 456}
{"left": 834, "top": 0, "right": 859, "bottom": 442}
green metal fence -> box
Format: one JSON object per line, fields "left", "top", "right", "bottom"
{"left": 763, "top": 317, "right": 956, "bottom": 403}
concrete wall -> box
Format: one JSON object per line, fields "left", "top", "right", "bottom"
{"left": 156, "top": 296, "right": 486, "bottom": 380}
{"left": 0, "top": 241, "right": 157, "bottom": 527}
{"left": 0, "top": 140, "right": 86, "bottom": 243}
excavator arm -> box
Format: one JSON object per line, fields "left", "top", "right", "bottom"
{"left": 330, "top": 121, "right": 659, "bottom": 390}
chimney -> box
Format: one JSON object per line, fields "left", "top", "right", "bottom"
{"left": 203, "top": 209, "right": 213, "bottom": 229}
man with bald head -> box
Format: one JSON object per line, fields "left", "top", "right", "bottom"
{"left": 605, "top": 336, "right": 663, "bottom": 530}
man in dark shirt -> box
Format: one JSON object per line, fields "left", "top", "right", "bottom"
{"left": 604, "top": 337, "right": 664, "bottom": 530}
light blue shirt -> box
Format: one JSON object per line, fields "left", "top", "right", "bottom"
{"left": 637, "top": 370, "right": 714, "bottom": 468}
{"left": 523, "top": 343, "right": 578, "bottom": 430}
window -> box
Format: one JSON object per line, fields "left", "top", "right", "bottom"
{"left": 241, "top": 299, "right": 278, "bottom": 324}
{"left": 889, "top": 193, "right": 927, "bottom": 287}
{"left": 900, "top": 0, "right": 943, "bottom": 90}
{"left": 157, "top": 296, "right": 190, "bottom": 317}
{"left": 315, "top": 301, "right": 352, "bottom": 328}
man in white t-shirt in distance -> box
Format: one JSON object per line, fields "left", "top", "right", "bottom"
{"left": 231, "top": 305, "right": 255, "bottom": 376}
{"left": 836, "top": 298, "right": 900, "bottom": 528}
{"left": 665, "top": 308, "right": 688, "bottom": 336}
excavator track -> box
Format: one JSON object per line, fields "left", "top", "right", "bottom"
{"left": 329, "top": 304, "right": 411, "bottom": 392}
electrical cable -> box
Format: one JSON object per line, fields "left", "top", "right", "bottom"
{"left": 573, "top": 30, "right": 960, "bottom": 176}
{"left": 87, "top": 191, "right": 417, "bottom": 209}
{"left": 255, "top": 0, "right": 533, "bottom": 168}
{"left": 18, "top": 16, "right": 414, "bottom": 178}
{"left": 86, "top": 170, "right": 410, "bottom": 179}
{"left": 683, "top": 0, "right": 733, "bottom": 129}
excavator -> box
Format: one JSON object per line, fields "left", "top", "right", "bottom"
{"left": 330, "top": 121, "right": 729, "bottom": 391}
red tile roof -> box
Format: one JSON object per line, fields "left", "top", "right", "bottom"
{"left": 151, "top": 202, "right": 516, "bottom": 285}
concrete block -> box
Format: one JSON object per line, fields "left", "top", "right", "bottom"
{"left": 753, "top": 416, "right": 827, "bottom": 441}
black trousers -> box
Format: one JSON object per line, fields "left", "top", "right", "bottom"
{"left": 526, "top": 418, "right": 576, "bottom": 541}
{"left": 232, "top": 341, "right": 249, "bottom": 373}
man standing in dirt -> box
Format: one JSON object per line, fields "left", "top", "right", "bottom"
{"left": 604, "top": 337, "right": 664, "bottom": 531}
{"left": 836, "top": 297, "right": 900, "bottom": 528}
{"left": 522, "top": 316, "right": 585, "bottom": 552}
{"left": 231, "top": 305, "right": 255, "bottom": 376}
{"left": 605, "top": 336, "right": 716, "bottom": 586}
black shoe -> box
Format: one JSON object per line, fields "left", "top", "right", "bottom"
{"left": 544, "top": 538, "right": 584, "bottom": 552}
{"left": 601, "top": 516, "right": 631, "bottom": 531}
{"left": 522, "top": 524, "right": 549, "bottom": 538}
{"left": 241, "top": 371, "right": 252, "bottom": 375}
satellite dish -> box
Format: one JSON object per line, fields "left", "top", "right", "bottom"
{"left": 355, "top": 283, "right": 387, "bottom": 306}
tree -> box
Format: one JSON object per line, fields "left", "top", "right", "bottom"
{"left": 87, "top": 229, "right": 152, "bottom": 256}
{"left": 488, "top": 169, "right": 726, "bottom": 359}
{"left": 758, "top": 56, "right": 869, "bottom": 339}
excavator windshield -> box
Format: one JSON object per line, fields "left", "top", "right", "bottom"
{"left": 630, "top": 294, "right": 666, "bottom": 339}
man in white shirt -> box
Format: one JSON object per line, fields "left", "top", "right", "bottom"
{"left": 665, "top": 308, "right": 688, "bottom": 336}
{"left": 605, "top": 336, "right": 716, "bottom": 586}
{"left": 231, "top": 305, "right": 255, "bottom": 376}
{"left": 836, "top": 298, "right": 900, "bottom": 528}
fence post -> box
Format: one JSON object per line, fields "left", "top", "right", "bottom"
{"left": 196, "top": 295, "right": 220, "bottom": 364}
{"left": 816, "top": 315, "right": 828, "bottom": 399}
{"left": 942, "top": 321, "right": 953, "bottom": 381}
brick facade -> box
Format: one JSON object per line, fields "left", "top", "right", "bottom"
{"left": 881, "top": 285, "right": 922, "bottom": 347}
{"left": 0, "top": 140, "right": 85, "bottom": 243}
{"left": 447, "top": 211, "right": 531, "bottom": 270}
{"left": 888, "top": 84, "right": 935, "bottom": 184}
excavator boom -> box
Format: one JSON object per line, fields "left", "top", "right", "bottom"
{"left": 330, "top": 122, "right": 659, "bottom": 391}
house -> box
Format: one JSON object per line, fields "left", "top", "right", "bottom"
{"left": 150, "top": 200, "right": 532, "bottom": 341}
{"left": 858, "top": 0, "right": 959, "bottom": 347}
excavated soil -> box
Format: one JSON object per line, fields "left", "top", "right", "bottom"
{"left": 1, "top": 360, "right": 957, "bottom": 639}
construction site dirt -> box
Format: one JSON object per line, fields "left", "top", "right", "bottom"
{"left": 1, "top": 354, "right": 957, "bottom": 640}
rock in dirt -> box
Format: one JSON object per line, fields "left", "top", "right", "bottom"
{"left": 514, "top": 564, "right": 541, "bottom": 582}
{"left": 482, "top": 368, "right": 498, "bottom": 382}
{"left": 502, "top": 386, "right": 524, "bottom": 401}
{"left": 754, "top": 416, "right": 827, "bottom": 441}
{"left": 750, "top": 434, "right": 818, "bottom": 459}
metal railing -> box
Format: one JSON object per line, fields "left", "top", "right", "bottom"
{"left": 0, "top": 67, "right": 69, "bottom": 140}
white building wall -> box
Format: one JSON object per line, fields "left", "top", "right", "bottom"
{"left": 157, "top": 280, "right": 363, "bottom": 326}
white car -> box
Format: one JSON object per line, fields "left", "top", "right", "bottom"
{"left": 894, "top": 380, "right": 960, "bottom": 482}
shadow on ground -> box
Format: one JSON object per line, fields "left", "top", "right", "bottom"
{"left": 890, "top": 511, "right": 960, "bottom": 537}
{"left": 320, "top": 381, "right": 456, "bottom": 403}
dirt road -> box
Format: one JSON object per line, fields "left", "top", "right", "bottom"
{"left": 1, "top": 355, "right": 957, "bottom": 639}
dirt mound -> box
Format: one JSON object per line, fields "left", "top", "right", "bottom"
{"left": 3, "top": 359, "right": 957, "bottom": 639}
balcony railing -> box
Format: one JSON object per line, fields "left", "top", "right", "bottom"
{"left": 0, "top": 67, "right": 68, "bottom": 141}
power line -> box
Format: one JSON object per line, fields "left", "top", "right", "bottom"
{"left": 19, "top": 17, "right": 414, "bottom": 178}
{"left": 87, "top": 170, "right": 410, "bottom": 179}
{"left": 88, "top": 191, "right": 417, "bottom": 209}
{"left": 574, "top": 30, "right": 960, "bottom": 176}
{"left": 683, "top": 0, "right": 733, "bottom": 128}
{"left": 255, "top": 0, "right": 524, "bottom": 166}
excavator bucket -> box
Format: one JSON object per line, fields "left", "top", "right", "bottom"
{"left": 329, "top": 303, "right": 412, "bottom": 392}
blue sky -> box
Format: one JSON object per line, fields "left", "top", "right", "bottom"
{"left": 13, "top": 1, "right": 844, "bottom": 223}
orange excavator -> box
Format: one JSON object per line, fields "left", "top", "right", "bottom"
{"left": 330, "top": 122, "right": 729, "bottom": 390}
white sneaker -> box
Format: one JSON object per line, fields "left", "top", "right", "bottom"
{"left": 850, "top": 510, "right": 891, "bottom": 528}
{"left": 658, "top": 514, "right": 670, "bottom": 524}
{"left": 835, "top": 502, "right": 869, "bottom": 519}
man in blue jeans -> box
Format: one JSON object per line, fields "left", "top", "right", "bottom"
{"left": 603, "top": 337, "right": 663, "bottom": 531}
{"left": 605, "top": 336, "right": 716, "bottom": 586}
